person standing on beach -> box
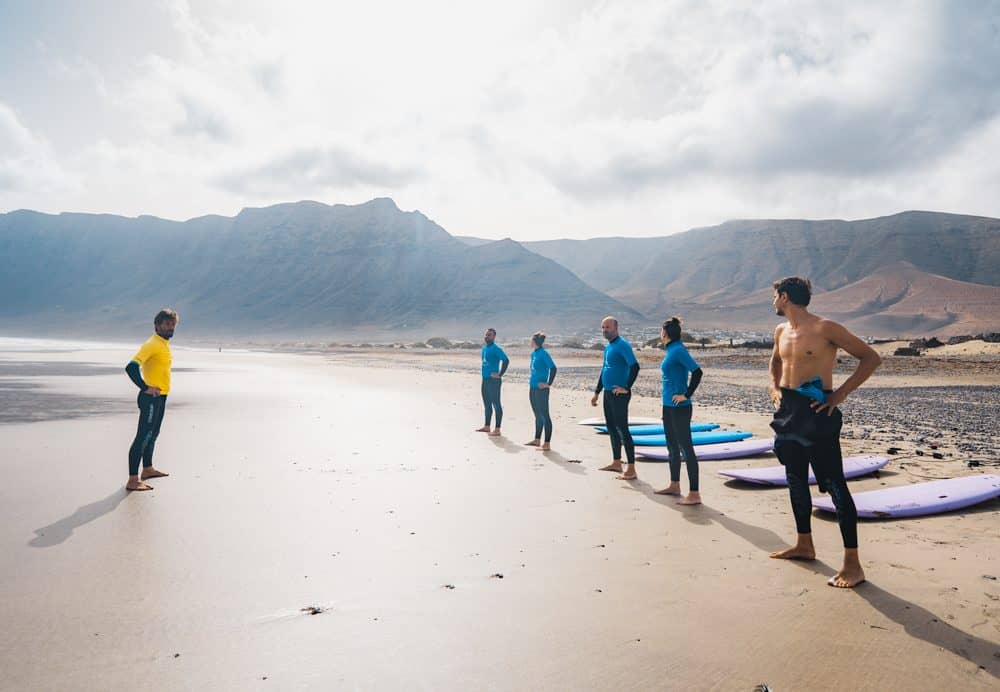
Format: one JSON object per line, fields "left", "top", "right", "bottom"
{"left": 525, "top": 332, "right": 557, "bottom": 451}
{"left": 654, "top": 317, "right": 704, "bottom": 505}
{"left": 476, "top": 328, "right": 509, "bottom": 437}
{"left": 123, "top": 309, "right": 178, "bottom": 491}
{"left": 767, "top": 277, "right": 881, "bottom": 588}
{"left": 590, "top": 316, "right": 640, "bottom": 480}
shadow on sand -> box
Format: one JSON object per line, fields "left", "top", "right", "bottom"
{"left": 29, "top": 488, "right": 129, "bottom": 548}
{"left": 622, "top": 478, "right": 1000, "bottom": 678}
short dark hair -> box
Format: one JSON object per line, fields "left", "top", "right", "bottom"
{"left": 662, "top": 316, "right": 682, "bottom": 342}
{"left": 485, "top": 327, "right": 496, "bottom": 335}
{"left": 772, "top": 277, "right": 812, "bottom": 306}
{"left": 154, "top": 308, "right": 179, "bottom": 326}
{"left": 532, "top": 331, "right": 546, "bottom": 347}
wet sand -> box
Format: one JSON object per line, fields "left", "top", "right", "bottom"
{"left": 0, "top": 344, "right": 997, "bottom": 691}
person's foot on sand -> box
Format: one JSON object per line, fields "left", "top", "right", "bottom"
{"left": 126, "top": 480, "right": 154, "bottom": 491}
{"left": 678, "top": 491, "right": 702, "bottom": 505}
{"left": 524, "top": 439, "right": 540, "bottom": 446}
{"left": 537, "top": 442, "right": 551, "bottom": 452}
{"left": 489, "top": 428, "right": 502, "bottom": 437}
{"left": 616, "top": 466, "right": 637, "bottom": 481}
{"left": 475, "top": 426, "right": 491, "bottom": 432}
{"left": 655, "top": 482, "right": 681, "bottom": 496}
{"left": 769, "top": 535, "right": 816, "bottom": 561}
{"left": 828, "top": 550, "right": 866, "bottom": 588}
{"left": 141, "top": 467, "right": 169, "bottom": 480}
{"left": 599, "top": 460, "right": 623, "bottom": 473}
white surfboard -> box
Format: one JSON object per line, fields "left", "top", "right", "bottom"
{"left": 718, "top": 455, "right": 888, "bottom": 486}
{"left": 812, "top": 474, "right": 1000, "bottom": 518}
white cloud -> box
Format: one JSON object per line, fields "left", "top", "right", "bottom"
{"left": 0, "top": 0, "right": 998, "bottom": 237}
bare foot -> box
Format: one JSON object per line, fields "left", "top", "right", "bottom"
{"left": 489, "top": 429, "right": 502, "bottom": 437}
{"left": 599, "top": 461, "right": 623, "bottom": 473}
{"left": 678, "top": 492, "right": 702, "bottom": 505}
{"left": 524, "top": 439, "right": 540, "bottom": 446}
{"left": 537, "top": 443, "right": 551, "bottom": 452}
{"left": 769, "top": 535, "right": 816, "bottom": 561}
{"left": 141, "top": 468, "right": 169, "bottom": 479}
{"left": 126, "top": 480, "right": 153, "bottom": 491}
{"left": 616, "top": 466, "right": 637, "bottom": 481}
{"left": 655, "top": 483, "right": 681, "bottom": 496}
{"left": 475, "top": 426, "right": 491, "bottom": 432}
{"left": 828, "top": 549, "right": 866, "bottom": 588}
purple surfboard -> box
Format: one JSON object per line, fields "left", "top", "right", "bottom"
{"left": 718, "top": 455, "right": 889, "bottom": 486}
{"left": 636, "top": 438, "right": 774, "bottom": 462}
{"left": 813, "top": 474, "right": 1000, "bottom": 518}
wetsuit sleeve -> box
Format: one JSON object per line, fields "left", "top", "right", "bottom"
{"left": 594, "top": 373, "right": 604, "bottom": 395}
{"left": 626, "top": 362, "right": 640, "bottom": 389}
{"left": 125, "top": 361, "right": 147, "bottom": 390}
{"left": 547, "top": 365, "right": 557, "bottom": 386}
{"left": 684, "top": 368, "right": 703, "bottom": 399}
{"left": 499, "top": 358, "right": 509, "bottom": 376}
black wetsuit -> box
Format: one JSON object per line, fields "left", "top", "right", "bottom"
{"left": 595, "top": 361, "right": 640, "bottom": 464}
{"left": 771, "top": 388, "right": 858, "bottom": 549}
{"left": 481, "top": 357, "right": 509, "bottom": 427}
{"left": 126, "top": 361, "right": 168, "bottom": 476}
{"left": 529, "top": 367, "right": 558, "bottom": 442}
{"left": 662, "top": 368, "right": 703, "bottom": 490}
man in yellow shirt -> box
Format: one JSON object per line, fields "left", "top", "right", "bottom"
{"left": 124, "top": 309, "right": 178, "bottom": 491}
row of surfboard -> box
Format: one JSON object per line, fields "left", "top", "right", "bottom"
{"left": 577, "top": 417, "right": 1000, "bottom": 519}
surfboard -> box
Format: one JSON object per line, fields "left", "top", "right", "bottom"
{"left": 577, "top": 416, "right": 662, "bottom": 426}
{"left": 594, "top": 423, "right": 720, "bottom": 435}
{"left": 812, "top": 474, "right": 1000, "bottom": 518}
{"left": 718, "top": 455, "right": 888, "bottom": 485}
{"left": 630, "top": 430, "right": 752, "bottom": 447}
{"left": 636, "top": 438, "right": 774, "bottom": 461}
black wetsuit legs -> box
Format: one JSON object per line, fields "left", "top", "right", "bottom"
{"left": 775, "top": 439, "right": 858, "bottom": 549}
{"left": 662, "top": 405, "right": 699, "bottom": 491}
{"left": 128, "top": 392, "right": 167, "bottom": 476}
{"left": 529, "top": 388, "right": 552, "bottom": 442}
{"left": 603, "top": 391, "right": 634, "bottom": 464}
{"left": 482, "top": 377, "right": 503, "bottom": 427}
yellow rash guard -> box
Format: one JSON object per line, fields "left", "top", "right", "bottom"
{"left": 130, "top": 334, "right": 172, "bottom": 394}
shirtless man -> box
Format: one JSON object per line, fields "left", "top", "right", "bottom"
{"left": 767, "top": 277, "right": 881, "bottom": 588}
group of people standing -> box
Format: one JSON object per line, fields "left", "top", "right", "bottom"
{"left": 476, "top": 315, "right": 706, "bottom": 505}
{"left": 122, "top": 275, "right": 880, "bottom": 589}
{"left": 472, "top": 275, "right": 882, "bottom": 589}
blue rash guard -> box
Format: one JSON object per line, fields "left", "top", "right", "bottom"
{"left": 661, "top": 340, "right": 701, "bottom": 407}
{"left": 529, "top": 347, "right": 557, "bottom": 389}
{"left": 600, "top": 336, "right": 638, "bottom": 391}
{"left": 481, "top": 342, "right": 509, "bottom": 378}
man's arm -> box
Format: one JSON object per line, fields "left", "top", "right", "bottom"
{"left": 126, "top": 361, "right": 147, "bottom": 390}
{"left": 499, "top": 357, "right": 509, "bottom": 377}
{"left": 813, "top": 320, "right": 882, "bottom": 414}
{"left": 768, "top": 325, "right": 784, "bottom": 408}
{"left": 625, "top": 362, "right": 640, "bottom": 389}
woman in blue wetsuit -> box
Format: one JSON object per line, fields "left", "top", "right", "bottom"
{"left": 524, "top": 332, "right": 557, "bottom": 451}
{"left": 654, "top": 317, "right": 704, "bottom": 505}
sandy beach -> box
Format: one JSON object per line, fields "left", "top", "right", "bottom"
{"left": 1, "top": 340, "right": 998, "bottom": 691}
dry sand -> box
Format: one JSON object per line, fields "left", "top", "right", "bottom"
{"left": 0, "top": 342, "right": 997, "bottom": 691}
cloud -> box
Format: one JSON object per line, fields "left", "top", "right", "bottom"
{"left": 173, "top": 94, "right": 232, "bottom": 140}
{"left": 0, "top": 102, "right": 72, "bottom": 195}
{"left": 215, "top": 146, "right": 424, "bottom": 195}
{"left": 2, "top": 0, "right": 999, "bottom": 237}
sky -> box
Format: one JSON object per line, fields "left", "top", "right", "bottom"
{"left": 1, "top": 0, "right": 999, "bottom": 239}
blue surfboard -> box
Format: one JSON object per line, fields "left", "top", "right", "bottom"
{"left": 594, "top": 423, "right": 720, "bottom": 435}
{"left": 630, "top": 430, "right": 753, "bottom": 447}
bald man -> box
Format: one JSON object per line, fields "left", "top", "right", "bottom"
{"left": 590, "top": 316, "right": 640, "bottom": 480}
